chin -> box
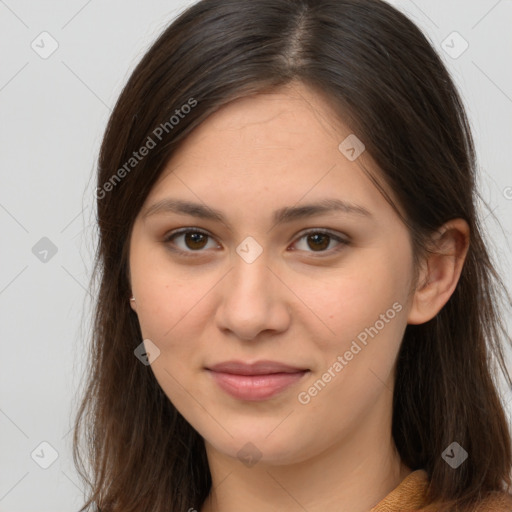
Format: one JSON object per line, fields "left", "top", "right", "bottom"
{"left": 201, "top": 424, "right": 315, "bottom": 467}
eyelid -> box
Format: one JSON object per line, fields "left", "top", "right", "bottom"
{"left": 163, "top": 227, "right": 349, "bottom": 257}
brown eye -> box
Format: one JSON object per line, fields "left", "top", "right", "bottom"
{"left": 164, "top": 228, "right": 219, "bottom": 256}
{"left": 306, "top": 233, "right": 330, "bottom": 251}
{"left": 183, "top": 231, "right": 208, "bottom": 250}
{"left": 164, "top": 228, "right": 348, "bottom": 258}
{"left": 292, "top": 230, "right": 348, "bottom": 255}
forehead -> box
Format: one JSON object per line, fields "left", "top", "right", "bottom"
{"left": 141, "top": 82, "right": 400, "bottom": 229}
{"left": 156, "top": 84, "right": 356, "bottom": 181}
{"left": 183, "top": 83, "right": 348, "bottom": 159}
{"left": 202, "top": 82, "right": 343, "bottom": 136}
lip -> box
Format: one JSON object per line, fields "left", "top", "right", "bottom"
{"left": 206, "top": 360, "right": 310, "bottom": 401}
{"left": 207, "top": 360, "right": 308, "bottom": 375}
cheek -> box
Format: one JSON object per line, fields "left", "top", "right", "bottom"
{"left": 131, "top": 270, "right": 209, "bottom": 407}
{"left": 130, "top": 258, "right": 222, "bottom": 375}
{"left": 135, "top": 279, "right": 203, "bottom": 349}
{"left": 307, "top": 254, "right": 410, "bottom": 349}
{"left": 130, "top": 235, "right": 197, "bottom": 338}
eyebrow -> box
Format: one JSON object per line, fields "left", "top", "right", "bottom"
{"left": 142, "top": 197, "right": 372, "bottom": 228}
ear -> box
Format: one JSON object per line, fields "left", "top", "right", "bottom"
{"left": 407, "top": 218, "right": 470, "bottom": 325}
{"left": 130, "top": 296, "right": 137, "bottom": 311}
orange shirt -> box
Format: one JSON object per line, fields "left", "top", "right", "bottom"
{"left": 370, "top": 469, "right": 512, "bottom": 511}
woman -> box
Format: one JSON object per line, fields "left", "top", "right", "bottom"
{"left": 73, "top": 0, "right": 512, "bottom": 510}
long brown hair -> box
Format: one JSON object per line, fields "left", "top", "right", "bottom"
{"left": 73, "top": 1, "right": 512, "bottom": 510}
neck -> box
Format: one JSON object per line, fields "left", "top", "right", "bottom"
{"left": 200, "top": 396, "right": 411, "bottom": 512}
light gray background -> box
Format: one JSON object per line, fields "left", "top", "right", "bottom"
{"left": 1, "top": 1, "right": 511, "bottom": 511}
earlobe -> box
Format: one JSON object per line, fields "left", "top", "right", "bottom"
{"left": 130, "top": 296, "right": 136, "bottom": 311}
{"left": 407, "top": 219, "right": 470, "bottom": 325}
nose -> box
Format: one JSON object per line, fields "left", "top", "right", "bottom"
{"left": 215, "top": 250, "right": 291, "bottom": 341}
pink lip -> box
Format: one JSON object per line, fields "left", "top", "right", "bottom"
{"left": 206, "top": 360, "right": 309, "bottom": 401}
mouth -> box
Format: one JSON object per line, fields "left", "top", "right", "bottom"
{"left": 205, "top": 360, "right": 310, "bottom": 401}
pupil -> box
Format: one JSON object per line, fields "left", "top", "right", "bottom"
{"left": 308, "top": 234, "right": 329, "bottom": 251}
{"left": 186, "top": 232, "right": 207, "bottom": 249}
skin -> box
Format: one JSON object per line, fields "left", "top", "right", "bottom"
{"left": 128, "top": 80, "right": 469, "bottom": 512}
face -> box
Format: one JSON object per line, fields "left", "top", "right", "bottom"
{"left": 128, "top": 81, "right": 417, "bottom": 465}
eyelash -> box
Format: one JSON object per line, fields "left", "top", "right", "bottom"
{"left": 163, "top": 227, "right": 349, "bottom": 258}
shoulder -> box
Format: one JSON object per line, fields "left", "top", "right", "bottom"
{"left": 371, "top": 469, "right": 512, "bottom": 512}
{"left": 418, "top": 487, "right": 512, "bottom": 512}
{"left": 472, "top": 490, "right": 512, "bottom": 511}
